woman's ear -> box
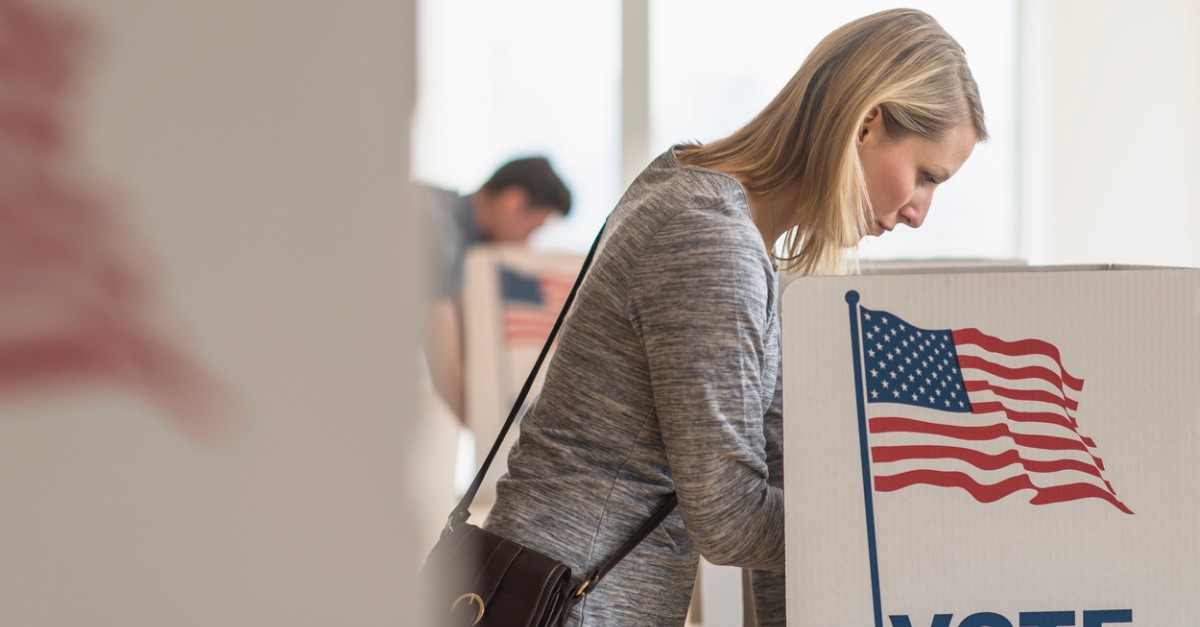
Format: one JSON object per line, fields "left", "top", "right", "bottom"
{"left": 857, "top": 105, "right": 883, "bottom": 145}
{"left": 495, "top": 186, "right": 532, "bottom": 214}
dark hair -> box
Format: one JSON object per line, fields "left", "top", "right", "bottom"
{"left": 480, "top": 157, "right": 572, "bottom": 216}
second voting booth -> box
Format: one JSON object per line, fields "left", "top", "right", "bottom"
{"left": 782, "top": 266, "right": 1199, "bottom": 626}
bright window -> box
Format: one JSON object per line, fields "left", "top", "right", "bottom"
{"left": 413, "top": 0, "right": 621, "bottom": 252}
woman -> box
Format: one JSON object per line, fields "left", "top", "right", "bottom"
{"left": 484, "top": 8, "right": 988, "bottom": 625}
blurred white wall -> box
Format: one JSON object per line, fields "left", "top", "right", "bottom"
{"left": 1021, "top": 0, "right": 1200, "bottom": 266}
{"left": 0, "top": 1, "right": 423, "bottom": 625}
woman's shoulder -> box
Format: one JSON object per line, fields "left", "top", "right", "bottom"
{"left": 648, "top": 147, "right": 744, "bottom": 200}
{"left": 618, "top": 147, "right": 757, "bottom": 235}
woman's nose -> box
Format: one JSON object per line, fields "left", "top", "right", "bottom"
{"left": 898, "top": 195, "right": 931, "bottom": 229}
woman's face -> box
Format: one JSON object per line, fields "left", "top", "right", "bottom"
{"left": 856, "top": 107, "right": 977, "bottom": 238}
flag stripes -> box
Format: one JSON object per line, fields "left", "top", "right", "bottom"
{"left": 873, "top": 470, "right": 1133, "bottom": 514}
{"left": 871, "top": 445, "right": 1105, "bottom": 478}
{"left": 500, "top": 267, "right": 575, "bottom": 348}
{"left": 953, "top": 328, "right": 1085, "bottom": 390}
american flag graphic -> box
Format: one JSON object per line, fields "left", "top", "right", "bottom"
{"left": 856, "top": 304, "right": 1132, "bottom": 514}
{"left": 498, "top": 265, "right": 575, "bottom": 349}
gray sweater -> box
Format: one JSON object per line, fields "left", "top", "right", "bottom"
{"left": 484, "top": 147, "right": 786, "bottom": 625}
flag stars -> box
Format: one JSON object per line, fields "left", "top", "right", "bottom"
{"left": 858, "top": 308, "right": 972, "bottom": 414}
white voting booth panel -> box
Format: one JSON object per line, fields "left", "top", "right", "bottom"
{"left": 462, "top": 246, "right": 584, "bottom": 505}
{"left": 782, "top": 266, "right": 1200, "bottom": 626}
{"left": 861, "top": 259, "right": 1028, "bottom": 274}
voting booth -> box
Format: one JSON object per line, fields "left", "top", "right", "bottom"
{"left": 461, "top": 246, "right": 585, "bottom": 504}
{"left": 782, "top": 266, "right": 1200, "bottom": 626}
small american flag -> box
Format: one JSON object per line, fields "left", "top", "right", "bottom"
{"left": 856, "top": 304, "right": 1132, "bottom": 514}
{"left": 499, "top": 266, "right": 575, "bottom": 349}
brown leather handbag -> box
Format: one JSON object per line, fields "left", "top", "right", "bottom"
{"left": 421, "top": 223, "right": 677, "bottom": 626}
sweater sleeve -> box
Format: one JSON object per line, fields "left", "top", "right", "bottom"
{"left": 750, "top": 369, "right": 788, "bottom": 622}
{"left": 626, "top": 206, "right": 785, "bottom": 572}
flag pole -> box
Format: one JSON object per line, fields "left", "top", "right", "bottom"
{"left": 846, "top": 290, "right": 883, "bottom": 627}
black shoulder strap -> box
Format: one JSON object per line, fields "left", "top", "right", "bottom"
{"left": 573, "top": 492, "right": 678, "bottom": 596}
{"left": 449, "top": 221, "right": 606, "bottom": 522}
{"left": 445, "top": 219, "right": 677, "bottom": 594}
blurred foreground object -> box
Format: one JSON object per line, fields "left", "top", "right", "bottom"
{"left": 0, "top": 0, "right": 230, "bottom": 439}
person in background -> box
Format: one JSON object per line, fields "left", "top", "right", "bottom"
{"left": 420, "top": 156, "right": 572, "bottom": 421}
{"left": 479, "top": 9, "right": 987, "bottom": 626}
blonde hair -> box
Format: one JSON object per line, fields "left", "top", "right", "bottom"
{"left": 677, "top": 9, "right": 988, "bottom": 276}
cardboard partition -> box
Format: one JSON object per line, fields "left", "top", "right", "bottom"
{"left": 782, "top": 265, "right": 1200, "bottom": 626}
{"left": 461, "top": 246, "right": 585, "bottom": 505}
{"left": 860, "top": 258, "right": 1028, "bottom": 274}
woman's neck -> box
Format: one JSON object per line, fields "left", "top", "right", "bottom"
{"left": 696, "top": 157, "right": 798, "bottom": 253}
